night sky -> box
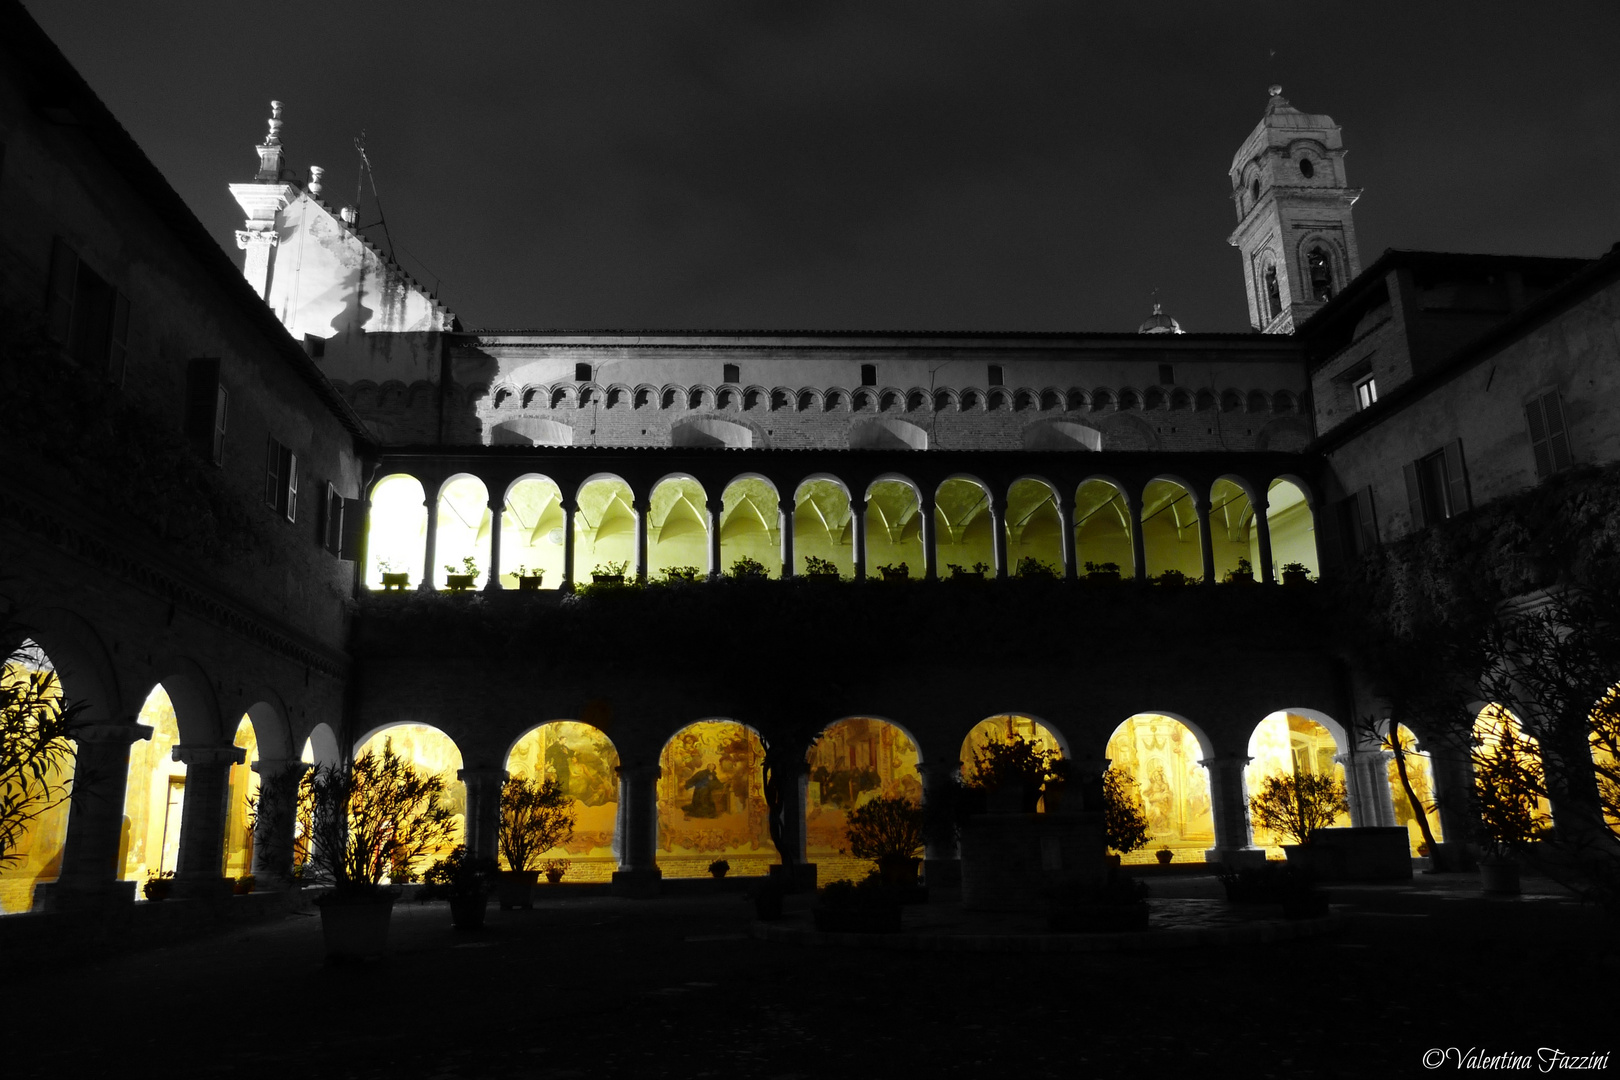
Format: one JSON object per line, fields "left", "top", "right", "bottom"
{"left": 24, "top": 1, "right": 1620, "bottom": 334}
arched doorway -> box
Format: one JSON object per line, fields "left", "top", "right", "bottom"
{"left": 222, "top": 715, "right": 259, "bottom": 881}
{"left": 505, "top": 722, "right": 621, "bottom": 882}
{"left": 656, "top": 720, "right": 771, "bottom": 877}
{"left": 0, "top": 640, "right": 75, "bottom": 913}
{"left": 960, "top": 714, "right": 1067, "bottom": 810}
{"left": 1245, "top": 711, "right": 1351, "bottom": 855}
{"left": 352, "top": 724, "right": 466, "bottom": 879}
{"left": 121, "top": 685, "right": 186, "bottom": 893}
{"left": 805, "top": 717, "right": 923, "bottom": 883}
{"left": 1105, "top": 714, "right": 1214, "bottom": 863}
{"left": 366, "top": 473, "right": 428, "bottom": 589}
{"left": 1472, "top": 704, "right": 1554, "bottom": 836}
{"left": 500, "top": 475, "right": 567, "bottom": 588}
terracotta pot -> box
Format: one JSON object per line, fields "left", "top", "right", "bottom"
{"left": 380, "top": 572, "right": 409, "bottom": 590}
{"left": 876, "top": 856, "right": 921, "bottom": 889}
{"left": 1480, "top": 858, "right": 1521, "bottom": 895}
{"left": 317, "top": 892, "right": 397, "bottom": 959}
{"left": 498, "top": 870, "right": 540, "bottom": 909}
{"left": 518, "top": 575, "right": 544, "bottom": 590}
{"left": 446, "top": 573, "right": 476, "bottom": 590}
{"left": 545, "top": 870, "right": 565, "bottom": 884}
{"left": 1156, "top": 849, "right": 1174, "bottom": 865}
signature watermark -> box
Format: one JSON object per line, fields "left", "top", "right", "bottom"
{"left": 1423, "top": 1048, "right": 1611, "bottom": 1072}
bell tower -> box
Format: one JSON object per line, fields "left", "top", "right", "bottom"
{"left": 1228, "top": 86, "right": 1362, "bottom": 333}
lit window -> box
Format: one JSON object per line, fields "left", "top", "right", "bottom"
{"left": 1355, "top": 375, "right": 1378, "bottom": 411}
{"left": 265, "top": 438, "right": 298, "bottom": 523}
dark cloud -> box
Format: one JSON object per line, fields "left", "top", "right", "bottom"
{"left": 24, "top": 0, "right": 1620, "bottom": 332}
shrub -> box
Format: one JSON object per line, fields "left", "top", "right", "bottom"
{"left": 1248, "top": 772, "right": 1349, "bottom": 846}
{"left": 844, "top": 794, "right": 925, "bottom": 863}
{"left": 802, "top": 556, "right": 841, "bottom": 578}
{"left": 729, "top": 556, "right": 769, "bottom": 579}
{"left": 661, "top": 565, "right": 701, "bottom": 582}
{"left": 0, "top": 639, "right": 84, "bottom": 867}
{"left": 1015, "top": 557, "right": 1059, "bottom": 579}
{"left": 422, "top": 844, "right": 499, "bottom": 899}
{"left": 1102, "top": 767, "right": 1153, "bottom": 855}
{"left": 307, "top": 740, "right": 459, "bottom": 896}
{"left": 498, "top": 775, "right": 576, "bottom": 872}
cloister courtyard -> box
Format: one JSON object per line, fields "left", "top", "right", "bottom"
{"left": 6, "top": 870, "right": 1611, "bottom": 1079}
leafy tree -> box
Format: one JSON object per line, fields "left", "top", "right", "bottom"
{"left": 1249, "top": 772, "right": 1349, "bottom": 846}
{"left": 497, "top": 775, "right": 576, "bottom": 872}
{"left": 1102, "top": 767, "right": 1153, "bottom": 855}
{"left": 307, "top": 740, "right": 459, "bottom": 894}
{"left": 0, "top": 640, "right": 84, "bottom": 868}
{"left": 844, "top": 794, "right": 925, "bottom": 864}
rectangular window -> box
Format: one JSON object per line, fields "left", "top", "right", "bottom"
{"left": 859, "top": 364, "right": 877, "bottom": 387}
{"left": 45, "top": 237, "right": 129, "bottom": 384}
{"left": 722, "top": 362, "right": 741, "bottom": 385}
{"left": 1335, "top": 486, "right": 1379, "bottom": 559}
{"left": 1524, "top": 389, "right": 1572, "bottom": 479}
{"left": 1403, "top": 439, "right": 1470, "bottom": 529}
{"left": 1158, "top": 364, "right": 1175, "bottom": 386}
{"left": 185, "top": 359, "right": 227, "bottom": 466}
{"left": 1354, "top": 375, "right": 1377, "bottom": 411}
{"left": 987, "top": 364, "right": 1004, "bottom": 387}
{"left": 322, "top": 483, "right": 345, "bottom": 555}
{"left": 574, "top": 362, "right": 592, "bottom": 382}
{"left": 264, "top": 438, "right": 298, "bottom": 522}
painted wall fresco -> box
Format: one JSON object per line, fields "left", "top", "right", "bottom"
{"left": 0, "top": 644, "right": 74, "bottom": 913}
{"left": 1386, "top": 723, "right": 1445, "bottom": 855}
{"left": 959, "top": 714, "right": 1063, "bottom": 784}
{"left": 506, "top": 721, "right": 620, "bottom": 860}
{"left": 656, "top": 721, "right": 771, "bottom": 875}
{"left": 805, "top": 718, "right": 923, "bottom": 867}
{"left": 1106, "top": 714, "right": 1213, "bottom": 860}
{"left": 222, "top": 716, "right": 259, "bottom": 878}
{"left": 121, "top": 685, "right": 186, "bottom": 890}
{"left": 353, "top": 724, "right": 466, "bottom": 876}
{"left": 1474, "top": 704, "right": 1555, "bottom": 830}
{"left": 1245, "top": 711, "right": 1350, "bottom": 853}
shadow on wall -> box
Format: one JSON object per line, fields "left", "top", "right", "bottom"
{"left": 446, "top": 347, "right": 501, "bottom": 445}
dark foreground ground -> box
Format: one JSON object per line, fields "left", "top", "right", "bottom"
{"left": 10, "top": 872, "right": 1614, "bottom": 1080}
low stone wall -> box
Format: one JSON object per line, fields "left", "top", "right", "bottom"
{"left": 1285, "top": 827, "right": 1413, "bottom": 882}
{"left": 959, "top": 811, "right": 1107, "bottom": 911}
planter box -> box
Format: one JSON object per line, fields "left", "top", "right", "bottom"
{"left": 517, "top": 575, "right": 544, "bottom": 591}
{"left": 498, "top": 870, "right": 539, "bottom": 910}
{"left": 380, "top": 572, "right": 409, "bottom": 590}
{"left": 445, "top": 574, "right": 476, "bottom": 591}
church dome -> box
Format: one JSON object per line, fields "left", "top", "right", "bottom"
{"left": 1137, "top": 303, "right": 1183, "bottom": 335}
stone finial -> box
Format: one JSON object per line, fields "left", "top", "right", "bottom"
{"left": 1269, "top": 84, "right": 1283, "bottom": 97}
{"left": 308, "top": 165, "right": 324, "bottom": 198}
{"left": 340, "top": 205, "right": 357, "bottom": 227}
{"left": 266, "top": 100, "right": 283, "bottom": 144}
{"left": 256, "top": 100, "right": 287, "bottom": 181}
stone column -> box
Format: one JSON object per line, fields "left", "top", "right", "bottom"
{"left": 778, "top": 496, "right": 795, "bottom": 578}
{"left": 1201, "top": 754, "right": 1263, "bottom": 866}
{"left": 1061, "top": 756, "right": 1111, "bottom": 815}
{"left": 458, "top": 767, "right": 508, "bottom": 864}
{"left": 852, "top": 497, "right": 868, "bottom": 580}
{"left": 706, "top": 500, "right": 723, "bottom": 579}
{"left": 560, "top": 498, "right": 577, "bottom": 591}
{"left": 1423, "top": 738, "right": 1476, "bottom": 857}
{"left": 171, "top": 744, "right": 247, "bottom": 899}
{"left": 1338, "top": 748, "right": 1396, "bottom": 828}
{"left": 1255, "top": 494, "right": 1275, "bottom": 584}
{"left": 1127, "top": 489, "right": 1147, "bottom": 582}
{"left": 420, "top": 496, "right": 440, "bottom": 590}
{"left": 919, "top": 491, "right": 938, "bottom": 581}
{"left": 920, "top": 759, "right": 962, "bottom": 886}
{"left": 249, "top": 757, "right": 310, "bottom": 887}
{"left": 1195, "top": 493, "right": 1216, "bottom": 584}
{"left": 36, "top": 721, "right": 151, "bottom": 912}
{"left": 988, "top": 494, "right": 1008, "bottom": 578}
{"left": 484, "top": 498, "right": 505, "bottom": 591}
{"left": 1056, "top": 492, "right": 1077, "bottom": 580}
{"left": 612, "top": 763, "right": 663, "bottom": 897}
{"left": 633, "top": 497, "right": 650, "bottom": 584}
{"left": 767, "top": 761, "right": 817, "bottom": 891}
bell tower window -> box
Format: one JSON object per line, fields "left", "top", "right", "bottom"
{"left": 1264, "top": 265, "right": 1281, "bottom": 321}
{"left": 1307, "top": 247, "right": 1334, "bottom": 302}
{"left": 1298, "top": 157, "right": 1314, "bottom": 179}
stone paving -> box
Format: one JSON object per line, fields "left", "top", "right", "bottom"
{"left": 7, "top": 871, "right": 1614, "bottom": 1079}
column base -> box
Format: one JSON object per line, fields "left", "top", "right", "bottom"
{"left": 33, "top": 878, "right": 137, "bottom": 915}
{"left": 610, "top": 868, "right": 663, "bottom": 898}
{"left": 767, "top": 862, "right": 818, "bottom": 893}
{"left": 922, "top": 857, "right": 960, "bottom": 888}
{"left": 1204, "top": 847, "right": 1268, "bottom": 869}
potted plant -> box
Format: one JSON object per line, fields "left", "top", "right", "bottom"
{"left": 0, "top": 634, "right": 84, "bottom": 872}
{"left": 542, "top": 857, "right": 571, "bottom": 884}
{"left": 1045, "top": 869, "right": 1150, "bottom": 932}
{"left": 1224, "top": 556, "right": 1256, "bottom": 585}
{"left": 306, "top": 740, "right": 458, "bottom": 960}
{"left": 422, "top": 844, "right": 499, "bottom": 929}
{"left": 1470, "top": 722, "right": 1550, "bottom": 896}
{"left": 966, "top": 733, "right": 1059, "bottom": 814}
{"left": 1249, "top": 772, "right": 1350, "bottom": 873}
{"left": 1014, "top": 557, "right": 1058, "bottom": 579}
{"left": 1103, "top": 767, "right": 1152, "bottom": 863}
{"left": 514, "top": 564, "right": 544, "bottom": 591}
{"left": 708, "top": 858, "right": 730, "bottom": 879}
{"left": 812, "top": 873, "right": 902, "bottom": 933}
{"left": 444, "top": 555, "right": 478, "bottom": 591}
{"left": 802, "top": 556, "right": 841, "bottom": 580}
{"left": 496, "top": 775, "right": 576, "bottom": 908}
{"left": 876, "top": 561, "right": 909, "bottom": 582}
{"left": 728, "top": 556, "right": 769, "bottom": 579}
{"left": 844, "top": 793, "right": 926, "bottom": 897}
{"left": 1279, "top": 561, "right": 1312, "bottom": 586}
{"left": 143, "top": 870, "right": 175, "bottom": 901}
{"left": 1155, "top": 847, "right": 1174, "bottom": 866}
{"left": 377, "top": 558, "right": 409, "bottom": 590}
{"left": 1152, "top": 568, "right": 1191, "bottom": 587}
{"left": 591, "top": 560, "right": 628, "bottom": 585}
{"left": 662, "top": 565, "right": 701, "bottom": 583}
{"left": 947, "top": 561, "right": 990, "bottom": 580}
{"left": 233, "top": 874, "right": 256, "bottom": 895}
{"left": 1084, "top": 560, "right": 1120, "bottom": 583}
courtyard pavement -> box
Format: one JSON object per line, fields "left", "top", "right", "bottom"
{"left": 9, "top": 871, "right": 1614, "bottom": 1079}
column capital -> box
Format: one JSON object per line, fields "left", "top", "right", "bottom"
{"left": 487, "top": 499, "right": 506, "bottom": 513}
{"left": 251, "top": 758, "right": 310, "bottom": 779}
{"left": 1198, "top": 753, "right": 1252, "bottom": 772}
{"left": 172, "top": 744, "right": 247, "bottom": 768}
{"left": 558, "top": 497, "right": 578, "bottom": 513}
{"left": 616, "top": 763, "right": 663, "bottom": 782}
{"left": 458, "top": 766, "right": 510, "bottom": 785}
{"left": 75, "top": 722, "right": 154, "bottom": 746}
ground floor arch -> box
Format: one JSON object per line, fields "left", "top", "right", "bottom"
{"left": 655, "top": 720, "right": 771, "bottom": 877}
{"left": 121, "top": 684, "right": 186, "bottom": 893}
{"left": 805, "top": 716, "right": 924, "bottom": 882}
{"left": 506, "top": 721, "right": 621, "bottom": 882}
{"left": 1105, "top": 714, "right": 1214, "bottom": 863}
{"left": 0, "top": 641, "right": 75, "bottom": 913}
{"left": 1244, "top": 710, "right": 1352, "bottom": 855}
{"left": 353, "top": 723, "right": 466, "bottom": 878}
{"left": 222, "top": 715, "right": 259, "bottom": 880}
{"left": 1473, "top": 703, "right": 1555, "bottom": 835}
{"left": 1386, "top": 723, "right": 1445, "bottom": 856}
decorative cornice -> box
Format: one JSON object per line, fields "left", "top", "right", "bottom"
{"left": 235, "top": 229, "right": 280, "bottom": 249}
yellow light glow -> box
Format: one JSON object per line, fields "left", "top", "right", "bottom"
{"left": 122, "top": 685, "right": 186, "bottom": 890}
{"left": 0, "top": 643, "right": 74, "bottom": 913}
{"left": 367, "top": 473, "right": 427, "bottom": 588}
{"left": 1473, "top": 704, "right": 1554, "bottom": 829}
{"left": 436, "top": 474, "right": 493, "bottom": 587}
{"left": 1106, "top": 714, "right": 1213, "bottom": 863}
{"left": 353, "top": 724, "right": 465, "bottom": 875}
{"left": 806, "top": 718, "right": 922, "bottom": 881}
{"left": 1141, "top": 478, "right": 1202, "bottom": 581}
{"left": 1075, "top": 479, "right": 1133, "bottom": 576}
{"left": 222, "top": 715, "right": 259, "bottom": 878}
{"left": 506, "top": 722, "right": 619, "bottom": 878}
{"left": 501, "top": 476, "right": 566, "bottom": 588}
{"left": 793, "top": 478, "right": 852, "bottom": 577}
{"left": 1385, "top": 723, "right": 1445, "bottom": 855}
{"left": 1266, "top": 479, "right": 1319, "bottom": 578}
{"left": 1245, "top": 711, "right": 1350, "bottom": 854}
{"left": 575, "top": 476, "right": 636, "bottom": 582}
{"left": 959, "top": 714, "right": 1063, "bottom": 789}
{"left": 656, "top": 721, "right": 771, "bottom": 876}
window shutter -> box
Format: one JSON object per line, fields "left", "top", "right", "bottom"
{"left": 338, "top": 498, "right": 366, "bottom": 561}
{"left": 107, "top": 291, "right": 129, "bottom": 385}
{"left": 45, "top": 238, "right": 77, "bottom": 343}
{"left": 1402, "top": 461, "right": 1425, "bottom": 530}
{"left": 264, "top": 438, "right": 281, "bottom": 508}
{"left": 322, "top": 484, "right": 343, "bottom": 554}
{"left": 1541, "top": 391, "right": 1572, "bottom": 472}
{"left": 1443, "top": 439, "right": 1470, "bottom": 514}
{"left": 212, "top": 386, "right": 229, "bottom": 466}
{"left": 1355, "top": 486, "right": 1378, "bottom": 552}
{"left": 285, "top": 452, "right": 299, "bottom": 522}
{"left": 1525, "top": 396, "right": 1554, "bottom": 479}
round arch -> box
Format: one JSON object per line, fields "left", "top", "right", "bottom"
{"left": 367, "top": 473, "right": 428, "bottom": 589}
{"left": 934, "top": 474, "right": 994, "bottom": 579}
{"left": 655, "top": 718, "right": 771, "bottom": 877}
{"left": 502, "top": 474, "right": 567, "bottom": 588}
{"left": 1267, "top": 477, "right": 1320, "bottom": 579}
{"left": 793, "top": 474, "right": 854, "bottom": 578}
{"left": 435, "top": 473, "right": 493, "bottom": 589}
{"left": 1140, "top": 475, "right": 1203, "bottom": 582}
{"left": 806, "top": 716, "right": 925, "bottom": 882}
{"left": 0, "top": 640, "right": 76, "bottom": 912}
{"left": 1245, "top": 709, "right": 1353, "bottom": 852}
{"left": 574, "top": 473, "right": 637, "bottom": 583}
{"left": 505, "top": 721, "right": 621, "bottom": 880}
{"left": 1385, "top": 722, "right": 1446, "bottom": 856}
{"left": 1105, "top": 713, "right": 1214, "bottom": 863}
{"left": 300, "top": 722, "right": 341, "bottom": 768}
{"left": 865, "top": 474, "right": 925, "bottom": 579}
{"left": 222, "top": 713, "right": 261, "bottom": 880}
{"left": 1006, "top": 476, "right": 1062, "bottom": 576}
{"left": 1209, "top": 475, "right": 1261, "bottom": 582}
{"left": 1074, "top": 476, "right": 1132, "bottom": 578}
{"left": 649, "top": 474, "right": 711, "bottom": 579}
{"left": 719, "top": 475, "right": 783, "bottom": 578}
{"left": 353, "top": 722, "right": 467, "bottom": 874}
{"left": 122, "top": 683, "right": 187, "bottom": 890}
{"left": 960, "top": 713, "right": 1072, "bottom": 775}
